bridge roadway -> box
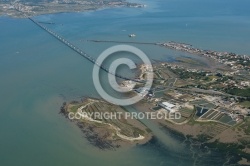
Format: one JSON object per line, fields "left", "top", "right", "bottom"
{"left": 28, "top": 17, "right": 143, "bottom": 83}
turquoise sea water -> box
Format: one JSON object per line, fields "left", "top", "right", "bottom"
{"left": 1, "top": 0, "right": 250, "bottom": 165}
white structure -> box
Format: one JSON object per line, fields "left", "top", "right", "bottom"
{"left": 241, "top": 81, "right": 250, "bottom": 87}
{"left": 160, "top": 102, "right": 176, "bottom": 113}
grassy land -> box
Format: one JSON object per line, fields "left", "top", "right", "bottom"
{"left": 227, "top": 88, "right": 250, "bottom": 97}
{"left": 240, "top": 117, "right": 250, "bottom": 135}
{"left": 69, "top": 104, "right": 83, "bottom": 113}
{"left": 172, "top": 116, "right": 187, "bottom": 123}
{"left": 240, "top": 101, "right": 250, "bottom": 108}
{"left": 175, "top": 57, "right": 200, "bottom": 65}
{"left": 188, "top": 116, "right": 222, "bottom": 126}
{"left": 67, "top": 100, "right": 150, "bottom": 138}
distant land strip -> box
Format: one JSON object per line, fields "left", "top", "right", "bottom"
{"left": 87, "top": 39, "right": 161, "bottom": 45}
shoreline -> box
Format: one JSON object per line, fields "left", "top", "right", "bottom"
{"left": 160, "top": 123, "right": 250, "bottom": 165}
{"left": 60, "top": 98, "right": 153, "bottom": 150}
{"left": 0, "top": 0, "right": 145, "bottom": 18}
{"left": 132, "top": 98, "right": 250, "bottom": 164}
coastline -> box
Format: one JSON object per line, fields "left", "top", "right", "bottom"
{"left": 0, "top": 0, "right": 145, "bottom": 18}
{"left": 60, "top": 98, "right": 153, "bottom": 150}
{"left": 1, "top": 0, "right": 250, "bottom": 165}
{"left": 132, "top": 96, "right": 250, "bottom": 164}
{"left": 160, "top": 123, "right": 250, "bottom": 165}
{"left": 129, "top": 52, "right": 250, "bottom": 163}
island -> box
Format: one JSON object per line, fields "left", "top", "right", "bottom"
{"left": 60, "top": 98, "right": 152, "bottom": 150}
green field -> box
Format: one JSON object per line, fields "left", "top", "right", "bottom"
{"left": 228, "top": 88, "right": 250, "bottom": 97}
{"left": 240, "top": 101, "right": 250, "bottom": 108}
{"left": 240, "top": 117, "right": 250, "bottom": 134}
{"left": 180, "top": 108, "right": 194, "bottom": 118}
{"left": 172, "top": 116, "right": 187, "bottom": 123}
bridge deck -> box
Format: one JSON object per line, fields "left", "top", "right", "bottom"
{"left": 28, "top": 18, "right": 143, "bottom": 83}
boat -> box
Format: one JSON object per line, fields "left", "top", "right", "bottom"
{"left": 128, "top": 34, "right": 136, "bottom": 37}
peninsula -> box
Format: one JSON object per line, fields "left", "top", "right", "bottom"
{"left": 0, "top": 0, "right": 145, "bottom": 18}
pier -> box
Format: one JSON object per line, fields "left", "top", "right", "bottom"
{"left": 87, "top": 39, "right": 161, "bottom": 45}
